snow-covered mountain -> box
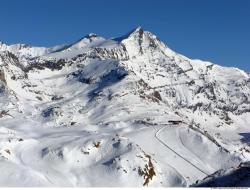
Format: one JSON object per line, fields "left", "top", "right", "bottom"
{"left": 0, "top": 27, "right": 249, "bottom": 187}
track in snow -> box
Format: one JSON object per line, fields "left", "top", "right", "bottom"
{"left": 154, "top": 125, "right": 210, "bottom": 176}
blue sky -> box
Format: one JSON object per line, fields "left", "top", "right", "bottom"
{"left": 0, "top": 0, "right": 249, "bottom": 71}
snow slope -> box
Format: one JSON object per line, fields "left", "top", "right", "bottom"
{"left": 0, "top": 27, "right": 249, "bottom": 187}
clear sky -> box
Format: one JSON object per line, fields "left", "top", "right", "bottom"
{"left": 0, "top": 0, "right": 249, "bottom": 72}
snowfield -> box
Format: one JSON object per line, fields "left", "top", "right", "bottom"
{"left": 0, "top": 27, "right": 250, "bottom": 187}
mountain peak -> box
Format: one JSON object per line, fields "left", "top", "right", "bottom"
{"left": 113, "top": 26, "right": 144, "bottom": 42}
{"left": 124, "top": 26, "right": 145, "bottom": 39}
{"left": 77, "top": 33, "right": 100, "bottom": 43}
{"left": 116, "top": 26, "right": 169, "bottom": 57}
{"left": 130, "top": 26, "right": 144, "bottom": 34}
{"left": 67, "top": 33, "right": 105, "bottom": 50}
{"left": 85, "top": 33, "right": 98, "bottom": 39}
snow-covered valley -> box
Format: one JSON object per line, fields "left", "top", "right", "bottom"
{"left": 0, "top": 27, "right": 249, "bottom": 187}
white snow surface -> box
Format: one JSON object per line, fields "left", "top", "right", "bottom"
{"left": 0, "top": 27, "right": 249, "bottom": 187}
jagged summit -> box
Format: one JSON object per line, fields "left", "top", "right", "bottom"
{"left": 125, "top": 26, "right": 144, "bottom": 37}
{"left": 113, "top": 26, "right": 144, "bottom": 42}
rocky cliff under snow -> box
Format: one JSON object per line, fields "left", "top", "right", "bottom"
{"left": 0, "top": 27, "right": 249, "bottom": 187}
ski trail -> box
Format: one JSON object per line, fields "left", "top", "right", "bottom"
{"left": 176, "top": 128, "right": 215, "bottom": 172}
{"left": 154, "top": 125, "right": 210, "bottom": 176}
